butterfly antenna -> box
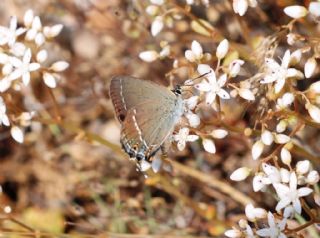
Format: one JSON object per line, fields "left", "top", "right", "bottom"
{"left": 182, "top": 70, "right": 212, "bottom": 87}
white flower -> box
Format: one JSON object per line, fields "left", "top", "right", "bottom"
{"left": 150, "top": 0, "right": 164, "bottom": 5}
{"left": 24, "top": 9, "right": 34, "bottom": 27}
{"left": 229, "top": 59, "right": 244, "bottom": 77}
{"left": 43, "top": 72, "right": 57, "bottom": 88}
{"left": 211, "top": 129, "right": 228, "bottom": 139}
{"left": 174, "top": 127, "right": 199, "bottom": 151}
{"left": 0, "top": 97, "right": 10, "bottom": 126}
{"left": 224, "top": 228, "right": 242, "bottom": 238}
{"left": 296, "top": 160, "right": 310, "bottom": 175}
{"left": 309, "top": 2, "right": 320, "bottom": 17}
{"left": 252, "top": 140, "right": 264, "bottom": 160}
{"left": 202, "top": 138, "right": 216, "bottom": 153}
{"left": 151, "top": 16, "right": 164, "bottom": 36}
{"left": 274, "top": 133, "right": 290, "bottom": 144}
{"left": 185, "top": 40, "right": 203, "bottom": 62}
{"left": 305, "top": 103, "right": 320, "bottom": 123}
{"left": 10, "top": 42, "right": 27, "bottom": 57}
{"left": 256, "top": 212, "right": 287, "bottom": 238}
{"left": 25, "top": 14, "right": 46, "bottom": 46}
{"left": 10, "top": 126, "right": 24, "bottom": 143}
{"left": 261, "top": 50, "right": 302, "bottom": 93}
{"left": 261, "top": 130, "right": 273, "bottom": 146}
{"left": 43, "top": 24, "right": 63, "bottom": 38}
{"left": 277, "top": 93, "right": 294, "bottom": 109}
{"left": 36, "top": 49, "right": 48, "bottom": 63}
{"left": 274, "top": 172, "right": 313, "bottom": 214}
{"left": 230, "top": 167, "right": 251, "bottom": 181}
{"left": 253, "top": 174, "right": 268, "bottom": 192}
{"left": 276, "top": 120, "right": 287, "bottom": 133}
{"left": 238, "top": 88, "right": 255, "bottom": 101}
{"left": 184, "top": 96, "right": 200, "bottom": 128}
{"left": 139, "top": 50, "right": 159, "bottom": 62}
{"left": 9, "top": 49, "right": 40, "bottom": 85}
{"left": 245, "top": 204, "right": 267, "bottom": 221}
{"left": 232, "top": 0, "right": 257, "bottom": 16}
{"left": 216, "top": 39, "right": 229, "bottom": 59}
{"left": 290, "top": 49, "right": 302, "bottom": 65}
{"left": 280, "top": 147, "right": 291, "bottom": 166}
{"left": 310, "top": 81, "right": 320, "bottom": 93}
{"left": 306, "top": 170, "right": 319, "bottom": 185}
{"left": 284, "top": 5, "right": 308, "bottom": 19}
{"left": 0, "top": 16, "right": 26, "bottom": 46}
{"left": 304, "top": 57, "right": 317, "bottom": 78}
{"left": 195, "top": 64, "right": 230, "bottom": 105}
{"left": 50, "top": 61, "right": 69, "bottom": 72}
{"left": 262, "top": 163, "right": 281, "bottom": 184}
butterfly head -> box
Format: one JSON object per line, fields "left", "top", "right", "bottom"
{"left": 172, "top": 85, "right": 182, "bottom": 96}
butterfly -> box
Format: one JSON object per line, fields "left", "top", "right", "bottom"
{"left": 109, "top": 75, "right": 184, "bottom": 162}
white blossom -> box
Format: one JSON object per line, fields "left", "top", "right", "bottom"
{"left": 139, "top": 50, "right": 159, "bottom": 62}
{"left": 43, "top": 72, "right": 57, "bottom": 88}
{"left": 256, "top": 212, "right": 287, "bottom": 238}
{"left": 309, "top": 2, "right": 320, "bottom": 17}
{"left": 238, "top": 88, "right": 255, "bottom": 101}
{"left": 305, "top": 103, "right": 320, "bottom": 123}
{"left": 224, "top": 228, "right": 242, "bottom": 238}
{"left": 202, "top": 138, "right": 216, "bottom": 153}
{"left": 43, "top": 24, "right": 63, "bottom": 38}
{"left": 0, "top": 16, "right": 26, "bottom": 46}
{"left": 252, "top": 140, "right": 264, "bottom": 160}
{"left": 310, "top": 81, "right": 320, "bottom": 93}
{"left": 230, "top": 167, "right": 251, "bottom": 181}
{"left": 274, "top": 172, "right": 313, "bottom": 214}
{"left": 50, "top": 61, "right": 69, "bottom": 72}
{"left": 262, "top": 163, "right": 281, "bottom": 184}
{"left": 9, "top": 49, "right": 40, "bottom": 85}
{"left": 10, "top": 126, "right": 24, "bottom": 143}
{"left": 280, "top": 147, "right": 291, "bottom": 166}
{"left": 304, "top": 57, "right": 317, "bottom": 78}
{"left": 290, "top": 49, "right": 302, "bottom": 65}
{"left": 211, "top": 129, "right": 228, "bottom": 139}
{"left": 232, "top": 0, "right": 257, "bottom": 16}
{"left": 277, "top": 93, "right": 294, "bottom": 109}
{"left": 150, "top": 0, "right": 164, "bottom": 5}
{"left": 284, "top": 5, "right": 308, "bottom": 19}
{"left": 195, "top": 64, "right": 230, "bottom": 105}
{"left": 296, "top": 160, "right": 310, "bottom": 175}
{"left": 306, "top": 170, "right": 319, "bottom": 185}
{"left": 274, "top": 134, "right": 290, "bottom": 144}
{"left": 0, "top": 97, "right": 10, "bottom": 126}
{"left": 216, "top": 39, "right": 229, "bottom": 59}
{"left": 184, "top": 96, "right": 200, "bottom": 128}
{"left": 229, "top": 59, "right": 244, "bottom": 77}
{"left": 174, "top": 127, "right": 199, "bottom": 151}
{"left": 245, "top": 204, "right": 267, "bottom": 221}
{"left": 261, "top": 50, "right": 302, "bottom": 93}
{"left": 151, "top": 16, "right": 164, "bottom": 36}
{"left": 261, "top": 130, "right": 274, "bottom": 146}
{"left": 185, "top": 40, "right": 203, "bottom": 62}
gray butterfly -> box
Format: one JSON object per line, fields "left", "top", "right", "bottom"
{"left": 109, "top": 76, "right": 184, "bottom": 162}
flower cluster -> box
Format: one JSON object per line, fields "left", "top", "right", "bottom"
{"left": 0, "top": 10, "right": 68, "bottom": 143}
{"left": 138, "top": 0, "right": 320, "bottom": 237}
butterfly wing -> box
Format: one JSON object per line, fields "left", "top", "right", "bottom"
{"left": 109, "top": 76, "right": 184, "bottom": 161}
{"left": 110, "top": 75, "right": 174, "bottom": 122}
